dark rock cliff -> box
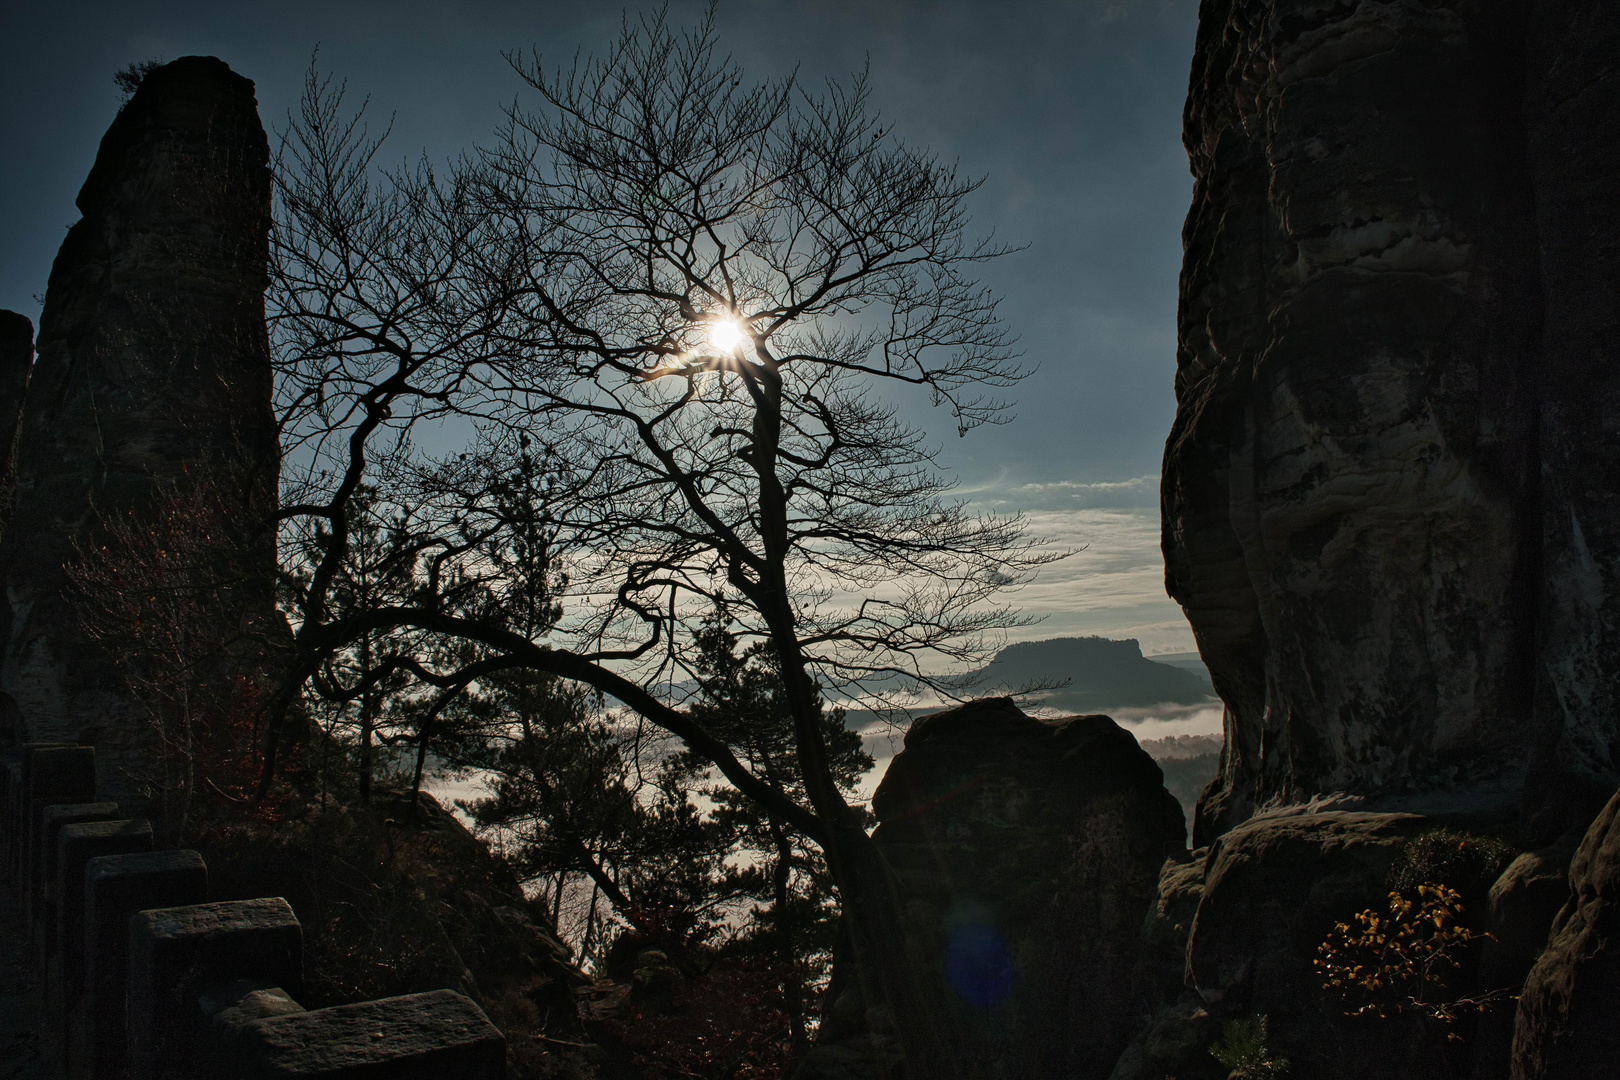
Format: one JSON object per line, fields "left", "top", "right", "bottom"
{"left": 1166, "top": 0, "right": 1620, "bottom": 843}
{"left": 0, "top": 56, "right": 277, "bottom": 799}
{"left": 1521, "top": 0, "right": 1620, "bottom": 836}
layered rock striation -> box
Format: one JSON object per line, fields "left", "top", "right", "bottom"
{"left": 0, "top": 57, "right": 277, "bottom": 798}
{"left": 1166, "top": 0, "right": 1620, "bottom": 842}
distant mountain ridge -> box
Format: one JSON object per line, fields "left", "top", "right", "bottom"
{"left": 959, "top": 636, "right": 1215, "bottom": 714}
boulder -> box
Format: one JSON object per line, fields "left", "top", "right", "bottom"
{"left": 807, "top": 699, "right": 1186, "bottom": 1079}
{"left": 1510, "top": 788, "right": 1620, "bottom": 1078}
{"left": 1110, "top": 853, "right": 1220, "bottom": 1080}
{"left": 0, "top": 56, "right": 277, "bottom": 800}
{"left": 1186, "top": 809, "right": 1445, "bottom": 1079}
{"left": 1468, "top": 835, "right": 1581, "bottom": 1079}
{"left": 1133, "top": 851, "right": 1206, "bottom": 1012}
{"left": 220, "top": 989, "right": 506, "bottom": 1079}
{"left": 1164, "top": 0, "right": 1544, "bottom": 844}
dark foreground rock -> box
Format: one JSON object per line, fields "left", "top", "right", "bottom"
{"left": 1115, "top": 810, "right": 1537, "bottom": 1080}
{"left": 1187, "top": 810, "right": 1446, "bottom": 1079}
{"left": 1511, "top": 788, "right": 1620, "bottom": 1079}
{"left": 804, "top": 699, "right": 1185, "bottom": 1079}
{"left": 0, "top": 56, "right": 277, "bottom": 799}
{"left": 1111, "top": 852, "right": 1217, "bottom": 1080}
{"left": 1467, "top": 833, "right": 1581, "bottom": 1079}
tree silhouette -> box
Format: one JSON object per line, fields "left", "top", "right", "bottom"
{"left": 679, "top": 613, "right": 871, "bottom": 1050}
{"left": 266, "top": 11, "right": 1055, "bottom": 1071}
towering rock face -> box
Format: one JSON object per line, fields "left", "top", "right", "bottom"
{"left": 1166, "top": 0, "right": 1620, "bottom": 842}
{"left": 1522, "top": 1, "right": 1620, "bottom": 830}
{"left": 0, "top": 57, "right": 275, "bottom": 798}
{"left": 807, "top": 700, "right": 1185, "bottom": 1080}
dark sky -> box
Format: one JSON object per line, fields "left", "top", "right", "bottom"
{"left": 0, "top": 0, "right": 1204, "bottom": 654}
{"left": 1, "top": 0, "right": 1197, "bottom": 482}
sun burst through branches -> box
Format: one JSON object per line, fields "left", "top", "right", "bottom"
{"left": 707, "top": 316, "right": 747, "bottom": 355}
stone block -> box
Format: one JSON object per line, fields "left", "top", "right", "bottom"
{"left": 7, "top": 744, "right": 65, "bottom": 883}
{"left": 201, "top": 977, "right": 307, "bottom": 1027}
{"left": 3, "top": 759, "right": 21, "bottom": 883}
{"left": 46, "top": 818, "right": 152, "bottom": 1061}
{"left": 56, "top": 819, "right": 152, "bottom": 991}
{"left": 22, "top": 746, "right": 95, "bottom": 920}
{"left": 74, "top": 849, "right": 206, "bottom": 1080}
{"left": 193, "top": 979, "right": 307, "bottom": 1077}
{"left": 128, "top": 898, "right": 302, "bottom": 1080}
{"left": 229, "top": 989, "right": 505, "bottom": 1079}
{"left": 33, "top": 802, "right": 119, "bottom": 962}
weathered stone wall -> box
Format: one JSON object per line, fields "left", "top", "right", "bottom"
{"left": 0, "top": 746, "right": 507, "bottom": 1078}
{"left": 1166, "top": 0, "right": 1620, "bottom": 842}
{"left": 0, "top": 57, "right": 277, "bottom": 800}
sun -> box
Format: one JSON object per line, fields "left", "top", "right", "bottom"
{"left": 707, "top": 317, "right": 747, "bottom": 354}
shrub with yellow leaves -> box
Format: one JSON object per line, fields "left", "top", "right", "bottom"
{"left": 1315, "top": 883, "right": 1510, "bottom": 1036}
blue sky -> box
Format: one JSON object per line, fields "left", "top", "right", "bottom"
{"left": 0, "top": 0, "right": 1202, "bottom": 653}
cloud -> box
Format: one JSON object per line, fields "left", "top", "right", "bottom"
{"left": 975, "top": 500, "right": 1197, "bottom": 655}
{"left": 963, "top": 473, "right": 1161, "bottom": 511}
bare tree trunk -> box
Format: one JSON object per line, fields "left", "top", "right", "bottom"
{"left": 358, "top": 632, "right": 374, "bottom": 805}
{"left": 744, "top": 354, "right": 958, "bottom": 1077}
{"left": 409, "top": 719, "right": 432, "bottom": 817}
{"left": 769, "top": 817, "right": 807, "bottom": 1053}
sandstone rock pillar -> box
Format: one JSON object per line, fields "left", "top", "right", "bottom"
{"left": 1164, "top": 1, "right": 1543, "bottom": 841}
{"left": 1510, "top": 786, "right": 1620, "bottom": 1079}
{"left": 1524, "top": 1, "right": 1620, "bottom": 833}
{"left": 0, "top": 56, "right": 277, "bottom": 801}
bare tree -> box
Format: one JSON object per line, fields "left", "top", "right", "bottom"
{"left": 71, "top": 475, "right": 286, "bottom": 836}
{"left": 268, "top": 13, "right": 1057, "bottom": 1072}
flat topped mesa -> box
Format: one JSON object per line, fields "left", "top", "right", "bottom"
{"left": 0, "top": 56, "right": 278, "bottom": 800}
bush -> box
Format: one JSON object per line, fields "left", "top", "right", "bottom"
{"left": 1386, "top": 828, "right": 1513, "bottom": 898}
{"left": 1316, "top": 883, "right": 1510, "bottom": 1034}
{"left": 1209, "top": 1014, "right": 1289, "bottom": 1079}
